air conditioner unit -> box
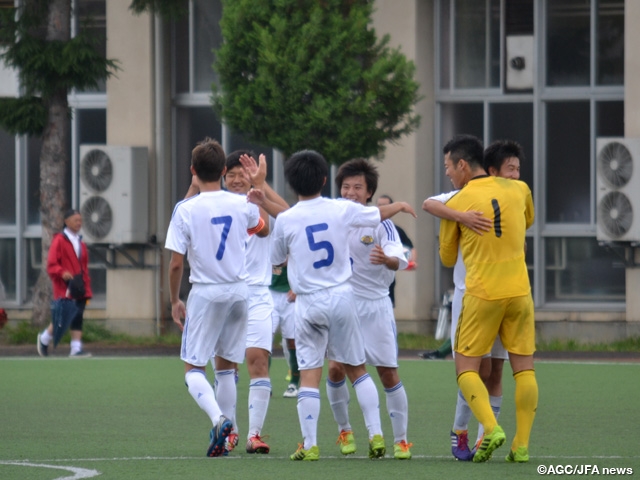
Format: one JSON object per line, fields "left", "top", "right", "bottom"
{"left": 595, "top": 138, "right": 640, "bottom": 242}
{"left": 79, "top": 145, "right": 149, "bottom": 244}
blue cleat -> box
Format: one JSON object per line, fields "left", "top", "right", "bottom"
{"left": 207, "top": 415, "right": 233, "bottom": 457}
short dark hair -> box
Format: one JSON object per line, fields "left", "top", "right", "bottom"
{"left": 378, "top": 194, "right": 393, "bottom": 204}
{"left": 284, "top": 150, "right": 328, "bottom": 196}
{"left": 483, "top": 140, "right": 525, "bottom": 172}
{"left": 225, "top": 149, "right": 256, "bottom": 172}
{"left": 64, "top": 208, "right": 80, "bottom": 220}
{"left": 191, "top": 137, "right": 226, "bottom": 182}
{"left": 335, "top": 158, "right": 379, "bottom": 203}
{"left": 443, "top": 134, "right": 484, "bottom": 169}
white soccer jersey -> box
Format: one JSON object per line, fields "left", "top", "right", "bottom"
{"left": 245, "top": 233, "right": 272, "bottom": 287}
{"left": 349, "top": 219, "right": 407, "bottom": 299}
{"left": 165, "top": 190, "right": 261, "bottom": 284}
{"left": 430, "top": 190, "right": 466, "bottom": 291}
{"left": 270, "top": 196, "right": 380, "bottom": 294}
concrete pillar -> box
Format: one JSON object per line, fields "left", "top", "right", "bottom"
{"left": 624, "top": 0, "right": 640, "bottom": 323}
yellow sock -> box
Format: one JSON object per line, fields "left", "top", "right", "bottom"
{"left": 457, "top": 371, "right": 497, "bottom": 433}
{"left": 512, "top": 369, "right": 538, "bottom": 450}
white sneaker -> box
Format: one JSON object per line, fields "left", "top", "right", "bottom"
{"left": 283, "top": 384, "right": 298, "bottom": 398}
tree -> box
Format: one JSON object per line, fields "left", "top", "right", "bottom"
{"left": 0, "top": 0, "right": 117, "bottom": 326}
{"left": 213, "top": 0, "right": 421, "bottom": 164}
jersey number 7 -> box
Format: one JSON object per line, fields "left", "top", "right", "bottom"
{"left": 211, "top": 215, "right": 233, "bottom": 260}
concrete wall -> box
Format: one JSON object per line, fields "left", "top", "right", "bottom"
{"left": 624, "top": 0, "right": 640, "bottom": 323}
{"left": 104, "top": 1, "right": 158, "bottom": 334}
{"left": 372, "top": 0, "right": 436, "bottom": 332}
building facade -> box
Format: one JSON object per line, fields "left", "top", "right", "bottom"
{"left": 1, "top": 0, "right": 639, "bottom": 341}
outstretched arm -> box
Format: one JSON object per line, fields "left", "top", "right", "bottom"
{"left": 423, "top": 198, "right": 491, "bottom": 235}
{"left": 378, "top": 201, "right": 417, "bottom": 221}
{"left": 241, "top": 154, "right": 290, "bottom": 217}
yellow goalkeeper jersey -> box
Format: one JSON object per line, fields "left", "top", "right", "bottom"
{"left": 439, "top": 175, "right": 534, "bottom": 300}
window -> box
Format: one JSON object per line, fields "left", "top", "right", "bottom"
{"left": 436, "top": 0, "right": 625, "bottom": 308}
{"left": 0, "top": 129, "right": 15, "bottom": 225}
{"left": 545, "top": 237, "right": 625, "bottom": 302}
{"left": 546, "top": 0, "right": 591, "bottom": 86}
{"left": 74, "top": 0, "right": 107, "bottom": 93}
{"left": 545, "top": 101, "right": 591, "bottom": 224}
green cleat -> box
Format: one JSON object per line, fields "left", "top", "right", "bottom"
{"left": 368, "top": 434, "right": 386, "bottom": 459}
{"left": 337, "top": 430, "right": 356, "bottom": 455}
{"left": 393, "top": 440, "right": 413, "bottom": 460}
{"left": 505, "top": 446, "right": 529, "bottom": 463}
{"left": 472, "top": 425, "right": 506, "bottom": 463}
{"left": 290, "top": 444, "right": 320, "bottom": 461}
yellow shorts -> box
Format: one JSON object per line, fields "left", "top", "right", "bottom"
{"left": 454, "top": 293, "right": 535, "bottom": 357}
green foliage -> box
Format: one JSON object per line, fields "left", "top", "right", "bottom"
{"left": 0, "top": 3, "right": 118, "bottom": 136}
{"left": 213, "top": 0, "right": 421, "bottom": 164}
{"left": 0, "top": 97, "right": 47, "bottom": 135}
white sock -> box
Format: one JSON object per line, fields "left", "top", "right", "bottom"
{"left": 297, "top": 387, "right": 320, "bottom": 450}
{"left": 40, "top": 329, "right": 52, "bottom": 346}
{"left": 476, "top": 395, "right": 502, "bottom": 444}
{"left": 248, "top": 378, "right": 271, "bottom": 438}
{"left": 326, "top": 377, "right": 351, "bottom": 432}
{"left": 385, "top": 382, "right": 409, "bottom": 443}
{"left": 353, "top": 374, "right": 382, "bottom": 439}
{"left": 214, "top": 369, "right": 237, "bottom": 431}
{"left": 185, "top": 369, "right": 222, "bottom": 427}
{"left": 70, "top": 339, "right": 82, "bottom": 355}
{"left": 452, "top": 389, "right": 473, "bottom": 432}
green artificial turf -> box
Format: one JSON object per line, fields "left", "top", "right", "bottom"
{"left": 0, "top": 356, "right": 638, "bottom": 480}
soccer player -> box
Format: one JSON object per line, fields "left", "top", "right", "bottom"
{"left": 165, "top": 138, "right": 266, "bottom": 457}
{"left": 437, "top": 135, "right": 537, "bottom": 463}
{"left": 327, "top": 158, "right": 413, "bottom": 460}
{"left": 246, "top": 149, "right": 416, "bottom": 461}
{"left": 422, "top": 139, "right": 526, "bottom": 460}
{"left": 270, "top": 262, "right": 300, "bottom": 398}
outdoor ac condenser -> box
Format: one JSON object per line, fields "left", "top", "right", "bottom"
{"left": 595, "top": 138, "right": 640, "bottom": 242}
{"left": 78, "top": 145, "right": 149, "bottom": 244}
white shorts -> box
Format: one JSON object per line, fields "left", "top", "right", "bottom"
{"left": 270, "top": 290, "right": 295, "bottom": 339}
{"left": 354, "top": 295, "right": 398, "bottom": 368}
{"left": 450, "top": 287, "right": 507, "bottom": 360}
{"left": 181, "top": 282, "right": 248, "bottom": 367}
{"left": 246, "top": 285, "right": 273, "bottom": 352}
{"left": 294, "top": 283, "right": 365, "bottom": 370}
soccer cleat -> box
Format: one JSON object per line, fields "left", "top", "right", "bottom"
{"left": 419, "top": 349, "right": 444, "bottom": 359}
{"left": 246, "top": 434, "right": 270, "bottom": 454}
{"left": 69, "top": 350, "right": 92, "bottom": 358}
{"left": 472, "top": 425, "right": 506, "bottom": 463}
{"left": 223, "top": 432, "right": 239, "bottom": 456}
{"left": 37, "top": 333, "right": 48, "bottom": 357}
{"left": 290, "top": 444, "right": 319, "bottom": 461}
{"left": 283, "top": 384, "right": 298, "bottom": 398}
{"left": 368, "top": 434, "right": 385, "bottom": 459}
{"left": 505, "top": 446, "right": 530, "bottom": 463}
{"left": 393, "top": 440, "right": 413, "bottom": 460}
{"left": 450, "top": 430, "right": 474, "bottom": 461}
{"left": 207, "top": 415, "right": 233, "bottom": 457}
{"left": 336, "top": 430, "right": 356, "bottom": 455}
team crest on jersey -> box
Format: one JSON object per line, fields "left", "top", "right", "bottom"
{"left": 360, "top": 235, "right": 374, "bottom": 245}
{"left": 272, "top": 266, "right": 283, "bottom": 275}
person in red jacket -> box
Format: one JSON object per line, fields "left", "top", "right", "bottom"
{"left": 37, "top": 209, "right": 93, "bottom": 357}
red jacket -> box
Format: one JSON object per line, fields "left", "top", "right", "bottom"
{"left": 47, "top": 232, "right": 93, "bottom": 300}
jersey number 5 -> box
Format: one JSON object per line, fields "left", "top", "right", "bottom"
{"left": 211, "top": 215, "right": 233, "bottom": 260}
{"left": 305, "top": 223, "right": 334, "bottom": 269}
